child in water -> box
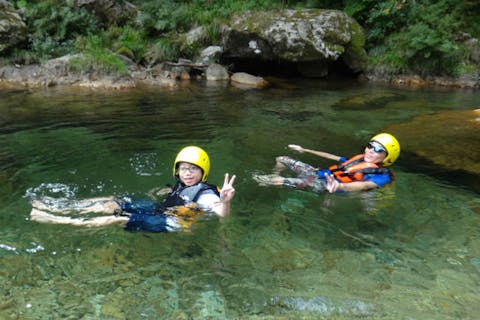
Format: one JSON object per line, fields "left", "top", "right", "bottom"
{"left": 253, "top": 133, "right": 400, "bottom": 193}
{"left": 30, "top": 146, "right": 236, "bottom": 232}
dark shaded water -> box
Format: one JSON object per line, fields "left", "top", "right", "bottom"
{"left": 1, "top": 80, "right": 479, "bottom": 319}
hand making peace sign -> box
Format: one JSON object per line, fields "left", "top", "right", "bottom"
{"left": 220, "top": 173, "right": 236, "bottom": 203}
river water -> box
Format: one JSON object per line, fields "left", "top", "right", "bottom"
{"left": 0, "top": 79, "right": 479, "bottom": 319}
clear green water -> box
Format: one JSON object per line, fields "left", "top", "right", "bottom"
{"left": 1, "top": 80, "right": 479, "bottom": 319}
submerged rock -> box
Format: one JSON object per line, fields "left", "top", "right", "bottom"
{"left": 386, "top": 109, "right": 480, "bottom": 175}
{"left": 270, "top": 295, "right": 377, "bottom": 317}
{"left": 332, "top": 92, "right": 404, "bottom": 110}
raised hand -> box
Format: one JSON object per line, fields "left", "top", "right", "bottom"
{"left": 288, "top": 144, "right": 303, "bottom": 152}
{"left": 220, "top": 173, "right": 236, "bottom": 203}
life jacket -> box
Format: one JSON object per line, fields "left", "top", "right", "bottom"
{"left": 125, "top": 181, "right": 220, "bottom": 233}
{"left": 328, "top": 154, "right": 392, "bottom": 183}
{"left": 162, "top": 181, "right": 220, "bottom": 208}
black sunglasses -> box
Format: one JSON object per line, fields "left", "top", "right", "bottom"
{"left": 366, "top": 142, "right": 387, "bottom": 154}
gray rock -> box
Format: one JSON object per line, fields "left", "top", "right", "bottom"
{"left": 231, "top": 72, "right": 268, "bottom": 87}
{"left": 0, "top": 0, "right": 27, "bottom": 54}
{"left": 197, "top": 46, "right": 223, "bottom": 64}
{"left": 205, "top": 63, "right": 229, "bottom": 81}
{"left": 221, "top": 9, "right": 367, "bottom": 76}
{"left": 186, "top": 26, "right": 208, "bottom": 45}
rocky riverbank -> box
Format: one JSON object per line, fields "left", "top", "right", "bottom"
{"left": 1, "top": 56, "right": 478, "bottom": 90}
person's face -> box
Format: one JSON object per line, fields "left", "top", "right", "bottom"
{"left": 177, "top": 162, "right": 203, "bottom": 186}
{"left": 364, "top": 141, "right": 387, "bottom": 164}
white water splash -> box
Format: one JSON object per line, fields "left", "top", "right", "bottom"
{"left": 129, "top": 152, "right": 162, "bottom": 177}
{"left": 24, "top": 182, "right": 78, "bottom": 200}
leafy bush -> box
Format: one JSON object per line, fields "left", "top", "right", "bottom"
{"left": 344, "top": 0, "right": 478, "bottom": 75}
{"left": 138, "top": 1, "right": 195, "bottom": 35}
{"left": 107, "top": 26, "right": 148, "bottom": 63}
{"left": 144, "top": 37, "right": 181, "bottom": 65}
{"left": 21, "top": 0, "right": 98, "bottom": 62}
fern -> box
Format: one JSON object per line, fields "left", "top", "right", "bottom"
{"left": 23, "top": 0, "right": 97, "bottom": 61}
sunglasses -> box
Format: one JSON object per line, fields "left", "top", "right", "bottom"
{"left": 366, "top": 142, "right": 387, "bottom": 154}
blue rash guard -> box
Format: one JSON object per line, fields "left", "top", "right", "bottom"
{"left": 361, "top": 172, "right": 392, "bottom": 188}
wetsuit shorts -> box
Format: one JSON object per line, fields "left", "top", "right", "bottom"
{"left": 117, "top": 196, "right": 180, "bottom": 232}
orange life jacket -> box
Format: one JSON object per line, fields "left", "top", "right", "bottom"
{"left": 328, "top": 154, "right": 392, "bottom": 183}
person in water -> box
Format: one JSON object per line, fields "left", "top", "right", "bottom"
{"left": 253, "top": 133, "right": 400, "bottom": 193}
{"left": 30, "top": 146, "right": 236, "bottom": 232}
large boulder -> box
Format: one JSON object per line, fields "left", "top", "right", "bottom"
{"left": 221, "top": 9, "right": 367, "bottom": 77}
{"left": 0, "top": 0, "right": 27, "bottom": 54}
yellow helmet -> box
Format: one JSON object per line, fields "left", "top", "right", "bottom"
{"left": 173, "top": 146, "right": 210, "bottom": 182}
{"left": 370, "top": 133, "right": 400, "bottom": 166}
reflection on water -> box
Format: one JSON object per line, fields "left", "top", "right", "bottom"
{"left": 1, "top": 81, "right": 479, "bottom": 319}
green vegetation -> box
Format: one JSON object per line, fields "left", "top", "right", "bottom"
{"left": 13, "top": 0, "right": 98, "bottom": 62}
{"left": 4, "top": 0, "right": 479, "bottom": 76}
{"left": 70, "top": 35, "right": 128, "bottom": 76}
{"left": 342, "top": 0, "right": 480, "bottom": 75}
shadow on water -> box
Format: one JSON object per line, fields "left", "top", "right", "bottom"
{"left": 399, "top": 152, "right": 480, "bottom": 195}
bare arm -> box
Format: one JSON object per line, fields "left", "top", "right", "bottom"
{"left": 324, "top": 173, "right": 378, "bottom": 193}
{"left": 288, "top": 144, "right": 342, "bottom": 161}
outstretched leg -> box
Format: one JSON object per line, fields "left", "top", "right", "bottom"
{"left": 274, "top": 156, "right": 317, "bottom": 175}
{"left": 252, "top": 174, "right": 315, "bottom": 190}
{"left": 30, "top": 208, "right": 128, "bottom": 227}
{"left": 253, "top": 156, "right": 321, "bottom": 190}
{"left": 31, "top": 196, "right": 120, "bottom": 214}
{"left": 252, "top": 174, "right": 285, "bottom": 186}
